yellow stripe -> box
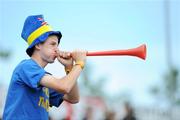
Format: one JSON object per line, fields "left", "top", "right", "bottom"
{"left": 27, "top": 25, "right": 52, "bottom": 45}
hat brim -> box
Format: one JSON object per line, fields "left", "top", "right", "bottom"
{"left": 26, "top": 31, "right": 62, "bottom": 56}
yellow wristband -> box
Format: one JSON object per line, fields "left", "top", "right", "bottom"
{"left": 75, "top": 61, "right": 84, "bottom": 69}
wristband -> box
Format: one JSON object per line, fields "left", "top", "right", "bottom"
{"left": 75, "top": 61, "right": 84, "bottom": 69}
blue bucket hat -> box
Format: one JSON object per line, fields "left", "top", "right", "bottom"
{"left": 21, "top": 15, "right": 62, "bottom": 56}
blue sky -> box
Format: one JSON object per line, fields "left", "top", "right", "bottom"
{"left": 0, "top": 0, "right": 180, "bottom": 106}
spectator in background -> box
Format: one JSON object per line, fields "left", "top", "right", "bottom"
{"left": 122, "top": 102, "right": 136, "bottom": 120}
{"left": 105, "top": 109, "right": 116, "bottom": 120}
{"left": 83, "top": 106, "right": 93, "bottom": 120}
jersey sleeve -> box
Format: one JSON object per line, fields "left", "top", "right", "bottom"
{"left": 18, "top": 61, "right": 46, "bottom": 90}
{"left": 49, "top": 88, "right": 64, "bottom": 107}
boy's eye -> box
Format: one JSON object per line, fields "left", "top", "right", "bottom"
{"left": 50, "top": 43, "right": 56, "bottom": 46}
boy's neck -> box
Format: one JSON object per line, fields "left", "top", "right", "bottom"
{"left": 31, "top": 54, "right": 47, "bottom": 68}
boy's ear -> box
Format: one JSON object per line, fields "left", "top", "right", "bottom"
{"left": 35, "top": 44, "right": 41, "bottom": 50}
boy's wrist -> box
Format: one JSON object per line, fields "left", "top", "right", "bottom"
{"left": 64, "top": 61, "right": 85, "bottom": 73}
{"left": 74, "top": 61, "right": 84, "bottom": 69}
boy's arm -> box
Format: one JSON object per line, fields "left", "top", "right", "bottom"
{"left": 40, "top": 65, "right": 82, "bottom": 95}
{"left": 63, "top": 82, "right": 79, "bottom": 103}
{"left": 62, "top": 65, "right": 80, "bottom": 103}
{"left": 41, "top": 50, "right": 86, "bottom": 103}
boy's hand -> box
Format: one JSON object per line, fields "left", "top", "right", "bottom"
{"left": 56, "top": 50, "right": 73, "bottom": 68}
{"left": 71, "top": 50, "right": 87, "bottom": 63}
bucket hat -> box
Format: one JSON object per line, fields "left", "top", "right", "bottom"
{"left": 21, "top": 15, "right": 62, "bottom": 56}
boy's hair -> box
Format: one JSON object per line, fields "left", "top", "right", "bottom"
{"left": 26, "top": 46, "right": 35, "bottom": 57}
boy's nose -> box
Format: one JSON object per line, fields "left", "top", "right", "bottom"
{"left": 55, "top": 48, "right": 59, "bottom": 53}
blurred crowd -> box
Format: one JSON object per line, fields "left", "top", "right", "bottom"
{"left": 48, "top": 99, "right": 136, "bottom": 120}
{"left": 1, "top": 85, "right": 180, "bottom": 120}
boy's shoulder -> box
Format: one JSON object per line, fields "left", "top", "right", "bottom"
{"left": 18, "top": 59, "right": 35, "bottom": 67}
{"left": 16, "top": 59, "right": 40, "bottom": 71}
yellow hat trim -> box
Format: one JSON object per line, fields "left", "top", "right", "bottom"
{"left": 27, "top": 25, "right": 52, "bottom": 45}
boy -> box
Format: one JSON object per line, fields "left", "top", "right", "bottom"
{"left": 3, "top": 15, "right": 86, "bottom": 120}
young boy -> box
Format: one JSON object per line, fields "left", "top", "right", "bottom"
{"left": 3, "top": 15, "right": 86, "bottom": 120}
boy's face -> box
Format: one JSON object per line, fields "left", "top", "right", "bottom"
{"left": 39, "top": 35, "right": 59, "bottom": 63}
